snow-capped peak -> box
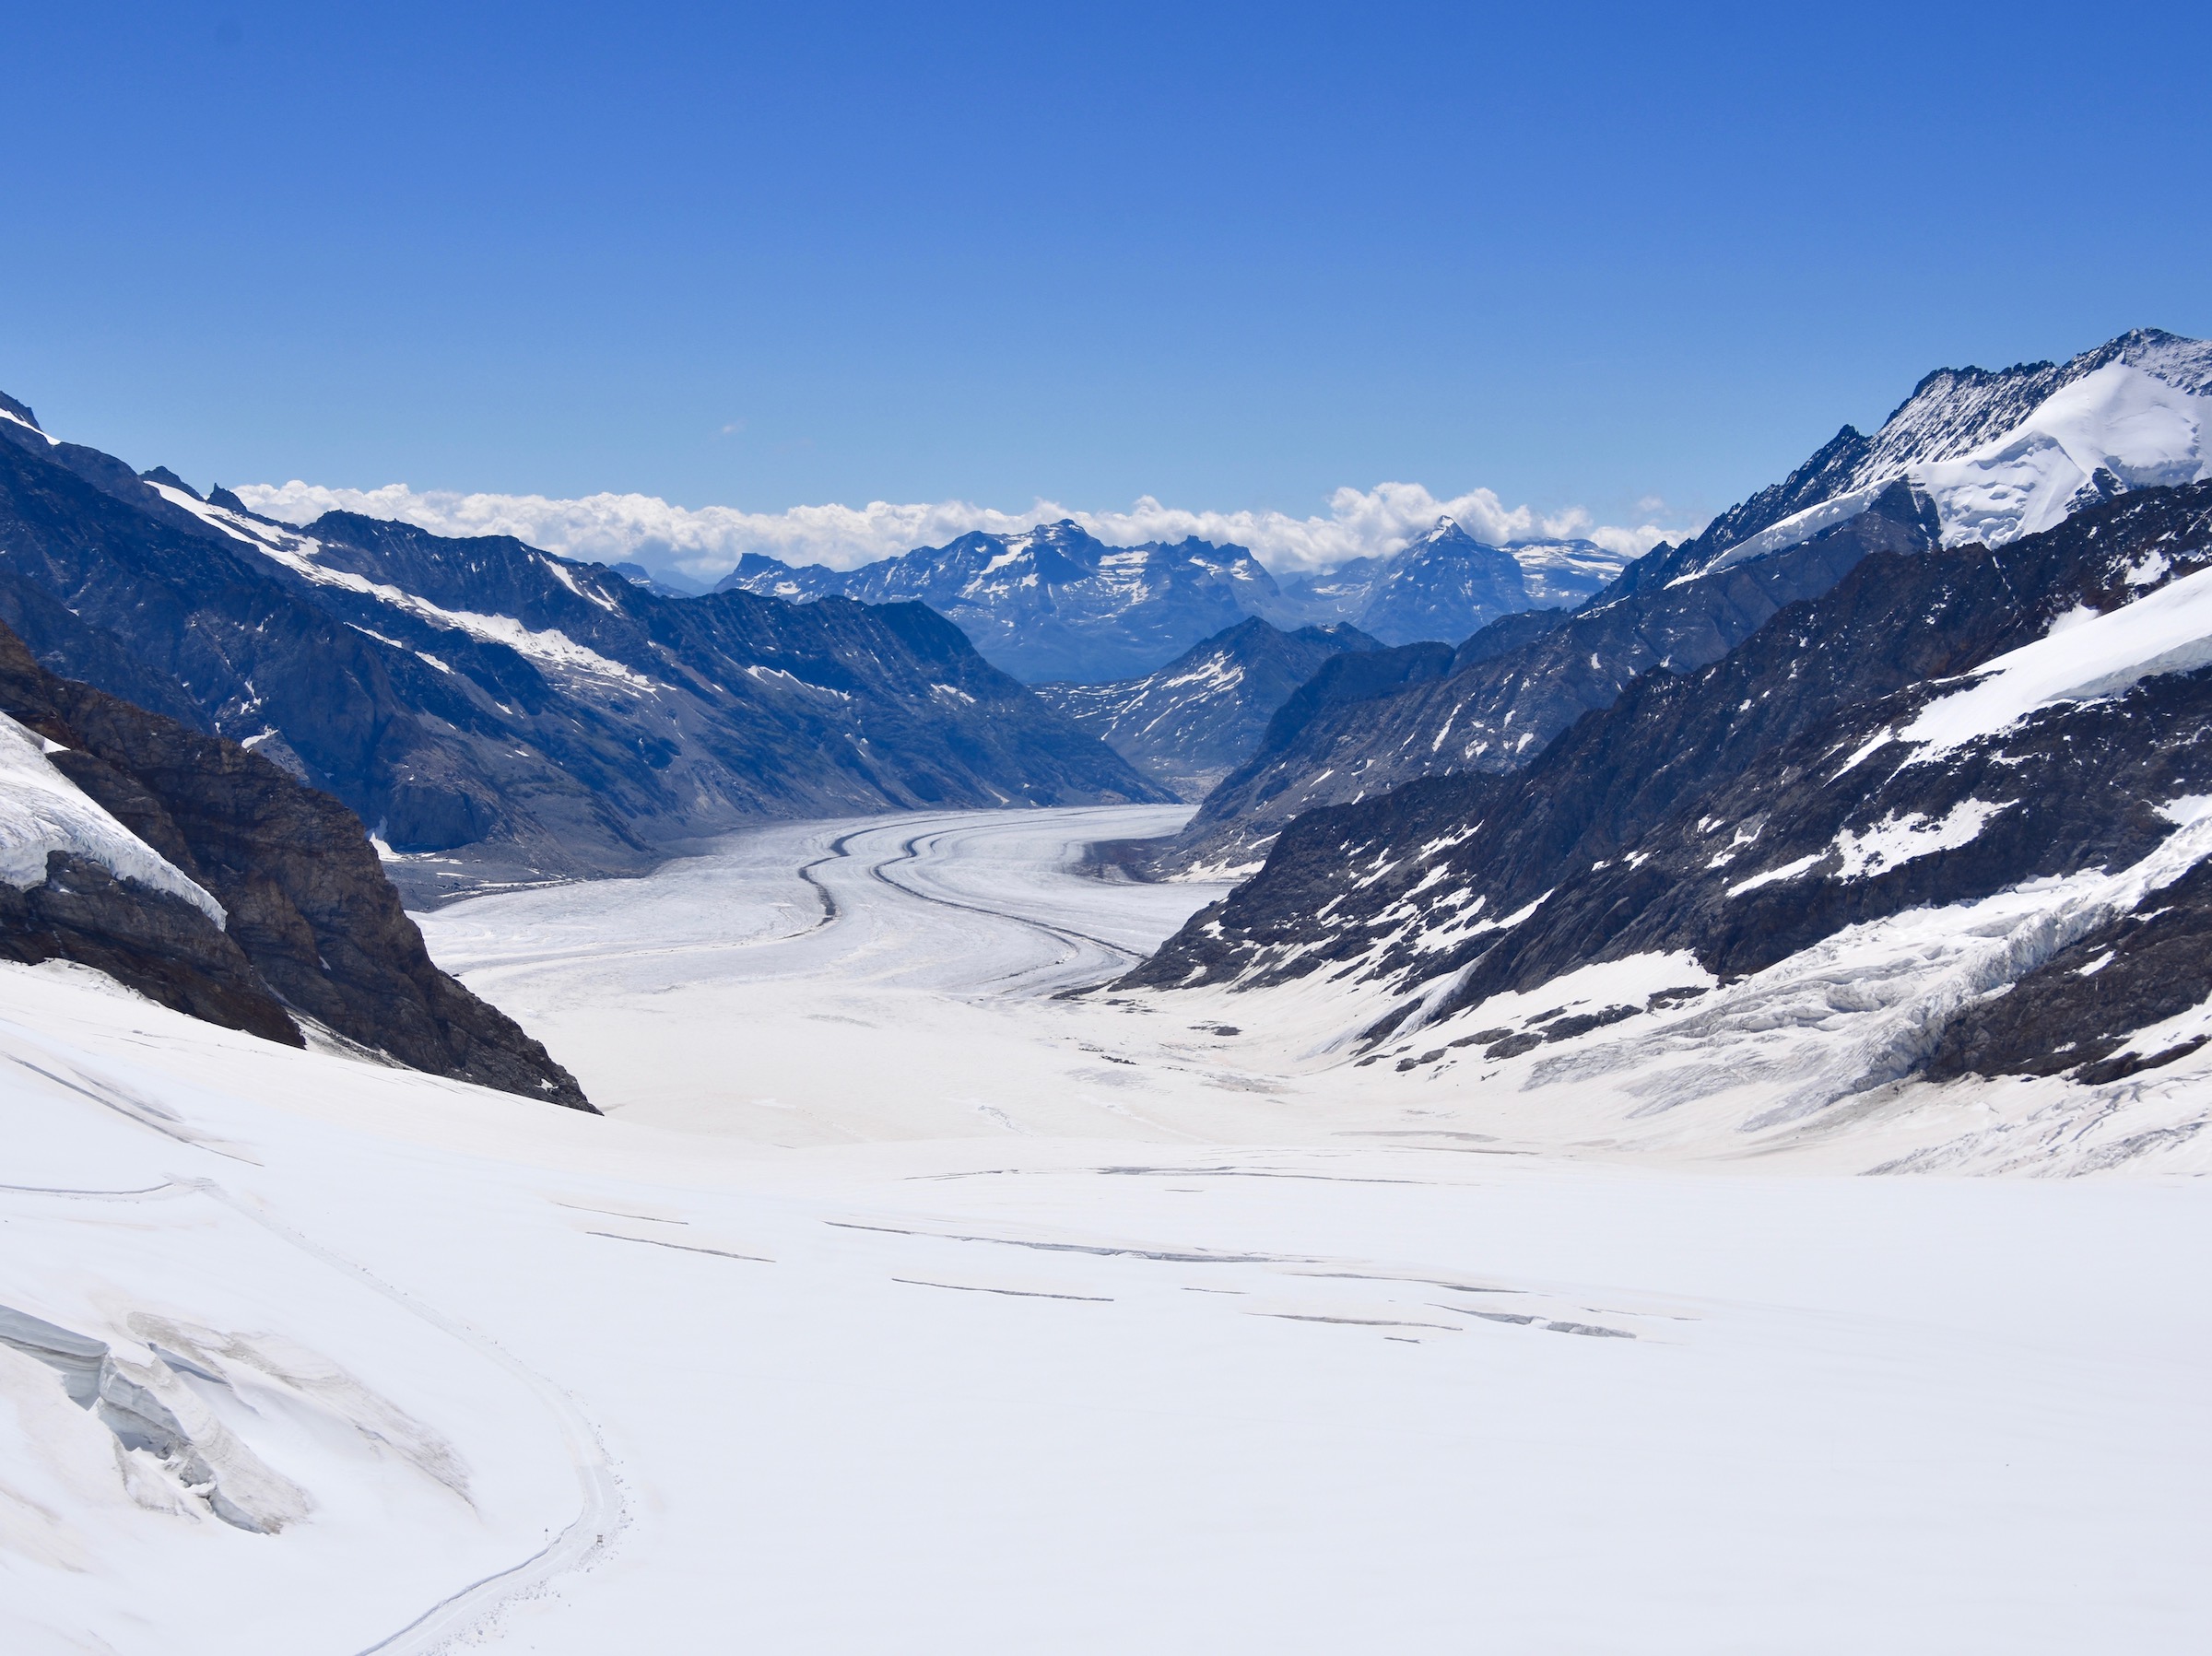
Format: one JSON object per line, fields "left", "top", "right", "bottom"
{"left": 1700, "top": 331, "right": 2212, "bottom": 577}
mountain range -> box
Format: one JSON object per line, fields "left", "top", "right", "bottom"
{"left": 0, "top": 396, "right": 1159, "bottom": 900}
{"left": 715, "top": 516, "right": 1629, "bottom": 682}
{"left": 1132, "top": 327, "right": 2212, "bottom": 877}
{"left": 6, "top": 327, "right": 2205, "bottom": 1133}
{"left": 1124, "top": 476, "right": 2212, "bottom": 1144}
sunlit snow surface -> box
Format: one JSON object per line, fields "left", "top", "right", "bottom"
{"left": 0, "top": 714, "right": 225, "bottom": 922}
{"left": 1707, "top": 357, "right": 2212, "bottom": 573}
{"left": 5, "top": 807, "right": 2208, "bottom": 1651}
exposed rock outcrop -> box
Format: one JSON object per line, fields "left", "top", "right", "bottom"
{"left": 1125, "top": 483, "right": 2212, "bottom": 1093}
{"left": 0, "top": 620, "right": 591, "bottom": 1109}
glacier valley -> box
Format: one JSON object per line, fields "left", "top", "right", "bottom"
{"left": 3, "top": 805, "right": 2205, "bottom": 1653}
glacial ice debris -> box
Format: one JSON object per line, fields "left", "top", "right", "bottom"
{"left": 0, "top": 1301, "right": 310, "bottom": 1533}
{"left": 2, "top": 1299, "right": 468, "bottom": 1535}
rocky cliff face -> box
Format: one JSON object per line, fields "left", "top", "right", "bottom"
{"left": 0, "top": 620, "right": 591, "bottom": 1109}
{"left": 0, "top": 403, "right": 1159, "bottom": 897}
{"left": 1031, "top": 618, "right": 1378, "bottom": 798}
{"left": 1124, "top": 482, "right": 2212, "bottom": 1110}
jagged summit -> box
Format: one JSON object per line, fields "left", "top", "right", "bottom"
{"left": 719, "top": 520, "right": 1285, "bottom": 681}
{"left": 1678, "top": 327, "right": 2212, "bottom": 579}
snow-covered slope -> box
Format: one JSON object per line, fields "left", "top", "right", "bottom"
{"left": 1694, "top": 328, "right": 2212, "bottom": 576}
{"left": 0, "top": 616, "right": 588, "bottom": 1099}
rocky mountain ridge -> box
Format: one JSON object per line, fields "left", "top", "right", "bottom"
{"left": 1141, "top": 483, "right": 1940, "bottom": 876}
{"left": 0, "top": 398, "right": 1159, "bottom": 898}
{"left": 1130, "top": 328, "right": 2212, "bottom": 876}
{"left": 1124, "top": 481, "right": 2212, "bottom": 1149}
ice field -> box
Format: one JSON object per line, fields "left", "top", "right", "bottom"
{"left": 2, "top": 806, "right": 2206, "bottom": 1652}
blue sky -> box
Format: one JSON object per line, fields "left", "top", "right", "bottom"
{"left": 3, "top": 1, "right": 2206, "bottom": 565}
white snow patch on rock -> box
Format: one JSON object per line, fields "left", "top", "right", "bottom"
{"left": 1901, "top": 564, "right": 2212, "bottom": 758}
{"left": 0, "top": 714, "right": 225, "bottom": 925}
{"left": 1831, "top": 799, "right": 2012, "bottom": 879}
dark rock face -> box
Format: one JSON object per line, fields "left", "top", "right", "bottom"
{"left": 1125, "top": 482, "right": 2212, "bottom": 1086}
{"left": 1032, "top": 618, "right": 1379, "bottom": 798}
{"left": 1922, "top": 857, "right": 2212, "bottom": 1085}
{"left": 0, "top": 851, "right": 300, "bottom": 1046}
{"left": 1142, "top": 482, "right": 1940, "bottom": 875}
{"left": 0, "top": 621, "right": 591, "bottom": 1109}
{"left": 0, "top": 406, "right": 1159, "bottom": 897}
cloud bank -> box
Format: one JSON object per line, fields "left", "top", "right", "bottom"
{"left": 234, "top": 477, "right": 1691, "bottom": 584}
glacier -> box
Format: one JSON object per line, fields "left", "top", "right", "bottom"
{"left": 3, "top": 805, "right": 2206, "bottom": 1651}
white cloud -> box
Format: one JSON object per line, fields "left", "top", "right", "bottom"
{"left": 232, "top": 477, "right": 1693, "bottom": 585}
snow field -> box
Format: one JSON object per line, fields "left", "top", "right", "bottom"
{"left": 1, "top": 806, "right": 2205, "bottom": 1650}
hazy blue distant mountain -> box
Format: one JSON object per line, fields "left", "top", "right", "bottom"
{"left": 718, "top": 520, "right": 1281, "bottom": 682}
{"left": 1033, "top": 617, "right": 1379, "bottom": 799}
{"left": 1269, "top": 519, "right": 1626, "bottom": 644}
{"left": 721, "top": 516, "right": 1630, "bottom": 680}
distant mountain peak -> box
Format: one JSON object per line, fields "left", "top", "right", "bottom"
{"left": 0, "top": 390, "right": 51, "bottom": 442}
{"left": 1402, "top": 515, "right": 1479, "bottom": 552}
